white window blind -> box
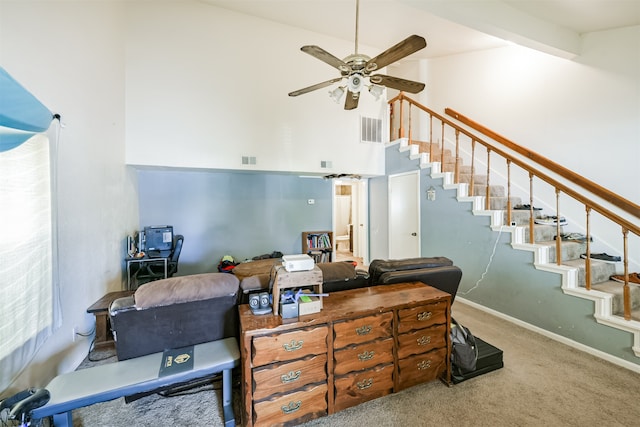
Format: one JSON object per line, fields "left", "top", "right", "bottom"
{"left": 0, "top": 134, "right": 54, "bottom": 390}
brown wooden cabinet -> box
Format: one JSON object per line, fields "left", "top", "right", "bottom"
{"left": 239, "top": 282, "right": 452, "bottom": 426}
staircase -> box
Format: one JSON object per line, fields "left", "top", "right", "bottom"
{"left": 396, "top": 137, "right": 640, "bottom": 359}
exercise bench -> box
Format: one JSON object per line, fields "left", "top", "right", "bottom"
{"left": 31, "top": 337, "right": 239, "bottom": 427}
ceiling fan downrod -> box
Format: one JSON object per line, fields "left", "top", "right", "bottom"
{"left": 354, "top": 0, "right": 360, "bottom": 56}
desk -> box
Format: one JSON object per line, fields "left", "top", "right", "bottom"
{"left": 87, "top": 290, "right": 134, "bottom": 348}
{"left": 125, "top": 256, "right": 168, "bottom": 290}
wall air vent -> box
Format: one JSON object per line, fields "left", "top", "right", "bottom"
{"left": 360, "top": 116, "right": 383, "bottom": 143}
{"left": 321, "top": 160, "right": 333, "bottom": 169}
{"left": 242, "top": 156, "right": 257, "bottom": 165}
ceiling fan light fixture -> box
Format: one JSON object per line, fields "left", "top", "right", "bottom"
{"left": 348, "top": 74, "right": 364, "bottom": 93}
{"left": 368, "top": 84, "right": 384, "bottom": 100}
{"left": 329, "top": 86, "right": 345, "bottom": 103}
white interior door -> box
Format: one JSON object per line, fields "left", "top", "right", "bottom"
{"left": 388, "top": 171, "right": 420, "bottom": 259}
{"left": 354, "top": 179, "right": 368, "bottom": 264}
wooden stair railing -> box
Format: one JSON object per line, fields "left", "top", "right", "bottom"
{"left": 389, "top": 92, "right": 640, "bottom": 320}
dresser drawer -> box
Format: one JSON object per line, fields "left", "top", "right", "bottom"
{"left": 252, "top": 326, "right": 328, "bottom": 367}
{"left": 334, "top": 364, "right": 394, "bottom": 412}
{"left": 253, "top": 383, "right": 328, "bottom": 427}
{"left": 333, "top": 337, "right": 394, "bottom": 376}
{"left": 397, "top": 301, "right": 448, "bottom": 334}
{"left": 397, "top": 324, "right": 447, "bottom": 359}
{"left": 397, "top": 347, "right": 447, "bottom": 391}
{"left": 333, "top": 312, "right": 393, "bottom": 349}
{"left": 253, "top": 354, "right": 327, "bottom": 401}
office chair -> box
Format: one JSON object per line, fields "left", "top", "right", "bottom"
{"left": 134, "top": 235, "right": 184, "bottom": 286}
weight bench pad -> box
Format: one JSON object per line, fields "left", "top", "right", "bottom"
{"left": 31, "top": 338, "right": 239, "bottom": 427}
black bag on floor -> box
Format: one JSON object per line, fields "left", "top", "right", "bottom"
{"left": 451, "top": 317, "right": 478, "bottom": 379}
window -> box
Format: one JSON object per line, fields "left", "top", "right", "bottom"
{"left": 0, "top": 134, "right": 55, "bottom": 390}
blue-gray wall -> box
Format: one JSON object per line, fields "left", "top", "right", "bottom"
{"left": 137, "top": 169, "right": 332, "bottom": 275}
{"left": 371, "top": 145, "right": 639, "bottom": 366}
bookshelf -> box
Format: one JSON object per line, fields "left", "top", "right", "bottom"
{"left": 302, "top": 231, "right": 333, "bottom": 263}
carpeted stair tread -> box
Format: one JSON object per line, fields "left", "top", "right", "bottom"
{"left": 458, "top": 174, "right": 489, "bottom": 185}
{"left": 484, "top": 196, "right": 522, "bottom": 210}
{"left": 522, "top": 224, "right": 561, "bottom": 243}
{"left": 591, "top": 280, "right": 640, "bottom": 316}
{"left": 563, "top": 258, "right": 618, "bottom": 285}
{"left": 538, "top": 240, "right": 587, "bottom": 263}
{"left": 473, "top": 184, "right": 506, "bottom": 197}
{"left": 503, "top": 210, "right": 543, "bottom": 226}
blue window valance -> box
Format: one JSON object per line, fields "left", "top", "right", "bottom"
{"left": 0, "top": 67, "right": 54, "bottom": 152}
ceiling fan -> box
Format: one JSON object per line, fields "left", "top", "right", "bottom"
{"left": 288, "top": 0, "right": 427, "bottom": 110}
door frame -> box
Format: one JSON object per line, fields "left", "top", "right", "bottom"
{"left": 332, "top": 178, "right": 369, "bottom": 265}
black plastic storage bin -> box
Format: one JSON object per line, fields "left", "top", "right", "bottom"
{"left": 452, "top": 336, "right": 504, "bottom": 384}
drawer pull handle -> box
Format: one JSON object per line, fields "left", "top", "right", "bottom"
{"left": 357, "top": 378, "right": 374, "bottom": 390}
{"left": 356, "top": 325, "right": 372, "bottom": 335}
{"left": 283, "top": 339, "right": 303, "bottom": 352}
{"left": 417, "top": 359, "right": 432, "bottom": 370}
{"left": 281, "top": 370, "right": 301, "bottom": 384}
{"left": 417, "top": 311, "right": 432, "bottom": 321}
{"left": 281, "top": 400, "right": 302, "bottom": 414}
{"left": 358, "top": 350, "right": 375, "bottom": 361}
{"left": 417, "top": 335, "right": 431, "bottom": 346}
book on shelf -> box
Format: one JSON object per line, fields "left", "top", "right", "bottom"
{"left": 306, "top": 232, "right": 331, "bottom": 249}
{"left": 308, "top": 250, "right": 331, "bottom": 264}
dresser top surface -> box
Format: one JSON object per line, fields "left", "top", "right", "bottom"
{"left": 239, "top": 282, "right": 450, "bottom": 335}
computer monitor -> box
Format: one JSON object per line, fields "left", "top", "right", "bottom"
{"left": 143, "top": 225, "right": 173, "bottom": 257}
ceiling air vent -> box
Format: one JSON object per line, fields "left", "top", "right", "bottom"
{"left": 361, "top": 116, "right": 383, "bottom": 143}
{"left": 242, "top": 156, "right": 256, "bottom": 165}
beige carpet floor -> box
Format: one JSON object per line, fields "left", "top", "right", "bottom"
{"left": 70, "top": 301, "right": 640, "bottom": 426}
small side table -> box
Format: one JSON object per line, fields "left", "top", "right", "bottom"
{"left": 272, "top": 265, "right": 323, "bottom": 315}
{"left": 87, "top": 290, "right": 134, "bottom": 348}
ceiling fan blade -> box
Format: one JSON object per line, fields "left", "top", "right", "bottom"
{"left": 370, "top": 74, "right": 425, "bottom": 94}
{"left": 344, "top": 91, "right": 360, "bottom": 110}
{"left": 365, "top": 35, "right": 427, "bottom": 72}
{"left": 288, "top": 77, "right": 343, "bottom": 97}
{"left": 301, "top": 45, "right": 349, "bottom": 71}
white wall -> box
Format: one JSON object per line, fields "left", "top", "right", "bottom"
{"left": 423, "top": 26, "right": 639, "bottom": 203}
{"left": 124, "top": 1, "right": 386, "bottom": 176}
{"left": 1, "top": 1, "right": 138, "bottom": 389}
{"left": 421, "top": 26, "right": 640, "bottom": 269}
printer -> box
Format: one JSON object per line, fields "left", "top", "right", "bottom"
{"left": 282, "top": 254, "right": 315, "bottom": 272}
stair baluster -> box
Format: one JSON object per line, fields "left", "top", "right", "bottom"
{"left": 529, "top": 173, "right": 535, "bottom": 245}
{"left": 585, "top": 206, "right": 592, "bottom": 291}
{"left": 408, "top": 103, "right": 413, "bottom": 145}
{"left": 441, "top": 123, "right": 445, "bottom": 170}
{"left": 454, "top": 129, "right": 461, "bottom": 184}
{"left": 469, "top": 139, "right": 476, "bottom": 198}
{"left": 485, "top": 148, "right": 491, "bottom": 211}
{"left": 506, "top": 160, "right": 512, "bottom": 226}
{"left": 623, "top": 229, "right": 630, "bottom": 320}
{"left": 555, "top": 189, "right": 561, "bottom": 266}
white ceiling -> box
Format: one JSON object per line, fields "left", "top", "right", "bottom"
{"left": 202, "top": 0, "right": 640, "bottom": 60}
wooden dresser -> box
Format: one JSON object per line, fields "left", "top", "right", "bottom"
{"left": 238, "top": 282, "right": 451, "bottom": 426}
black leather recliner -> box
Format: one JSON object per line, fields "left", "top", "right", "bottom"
{"left": 320, "top": 256, "right": 462, "bottom": 303}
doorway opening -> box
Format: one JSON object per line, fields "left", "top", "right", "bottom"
{"left": 332, "top": 178, "right": 368, "bottom": 268}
